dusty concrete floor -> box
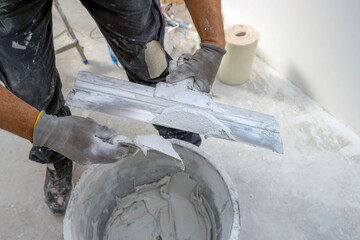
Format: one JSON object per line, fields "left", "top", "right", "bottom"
{"left": 1, "top": 0, "right": 360, "bottom": 239}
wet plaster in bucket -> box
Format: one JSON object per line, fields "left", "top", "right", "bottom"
{"left": 64, "top": 139, "right": 240, "bottom": 240}
{"left": 104, "top": 172, "right": 216, "bottom": 240}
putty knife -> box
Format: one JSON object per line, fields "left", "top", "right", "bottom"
{"left": 66, "top": 71, "right": 283, "bottom": 153}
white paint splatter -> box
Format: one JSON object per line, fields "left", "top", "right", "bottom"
{"left": 12, "top": 41, "right": 27, "bottom": 50}
{"left": 26, "top": 32, "right": 33, "bottom": 41}
{"left": 202, "top": 16, "right": 214, "bottom": 33}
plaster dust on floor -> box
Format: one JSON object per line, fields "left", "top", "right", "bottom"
{"left": 104, "top": 172, "right": 215, "bottom": 240}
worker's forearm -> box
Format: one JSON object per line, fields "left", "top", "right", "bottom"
{"left": 185, "top": 0, "right": 225, "bottom": 48}
{"left": 0, "top": 85, "right": 39, "bottom": 141}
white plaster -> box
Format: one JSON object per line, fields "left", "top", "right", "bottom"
{"left": 111, "top": 135, "right": 184, "bottom": 170}
{"left": 151, "top": 106, "right": 236, "bottom": 141}
{"left": 154, "top": 79, "right": 218, "bottom": 109}
{"left": 133, "top": 135, "right": 184, "bottom": 170}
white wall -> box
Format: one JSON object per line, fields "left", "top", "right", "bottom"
{"left": 222, "top": 0, "right": 360, "bottom": 135}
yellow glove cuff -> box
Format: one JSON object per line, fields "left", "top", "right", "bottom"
{"left": 34, "top": 110, "right": 44, "bottom": 130}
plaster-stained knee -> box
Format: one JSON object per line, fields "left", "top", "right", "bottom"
{"left": 144, "top": 40, "right": 167, "bottom": 79}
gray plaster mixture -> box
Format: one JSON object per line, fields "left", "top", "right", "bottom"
{"left": 111, "top": 134, "right": 184, "bottom": 170}
{"left": 63, "top": 140, "right": 240, "bottom": 240}
{"left": 152, "top": 80, "right": 236, "bottom": 141}
{"left": 105, "top": 172, "right": 215, "bottom": 240}
{"left": 152, "top": 106, "right": 236, "bottom": 141}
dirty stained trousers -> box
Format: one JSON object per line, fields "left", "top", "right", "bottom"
{"left": 0, "top": 0, "right": 201, "bottom": 164}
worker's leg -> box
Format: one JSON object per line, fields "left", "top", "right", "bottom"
{"left": 0, "top": 0, "right": 72, "bottom": 214}
{"left": 0, "top": 0, "right": 70, "bottom": 117}
{"left": 81, "top": 0, "right": 201, "bottom": 146}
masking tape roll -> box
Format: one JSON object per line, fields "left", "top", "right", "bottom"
{"left": 217, "top": 25, "right": 260, "bottom": 85}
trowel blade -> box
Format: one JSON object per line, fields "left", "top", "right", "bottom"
{"left": 66, "top": 71, "right": 283, "bottom": 153}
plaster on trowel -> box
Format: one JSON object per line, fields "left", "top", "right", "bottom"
{"left": 112, "top": 134, "right": 184, "bottom": 170}
{"left": 66, "top": 71, "right": 283, "bottom": 153}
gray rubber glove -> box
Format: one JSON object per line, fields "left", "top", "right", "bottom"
{"left": 33, "top": 113, "right": 138, "bottom": 165}
{"left": 166, "top": 43, "right": 226, "bottom": 93}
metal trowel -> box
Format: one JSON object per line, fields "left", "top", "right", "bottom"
{"left": 66, "top": 71, "right": 283, "bottom": 153}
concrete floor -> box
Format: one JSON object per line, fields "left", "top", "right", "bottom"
{"left": 1, "top": 0, "right": 360, "bottom": 239}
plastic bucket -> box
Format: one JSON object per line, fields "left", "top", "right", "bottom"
{"left": 64, "top": 140, "right": 240, "bottom": 239}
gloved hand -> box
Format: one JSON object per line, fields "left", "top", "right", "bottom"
{"left": 166, "top": 43, "right": 226, "bottom": 93}
{"left": 33, "top": 112, "right": 138, "bottom": 165}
